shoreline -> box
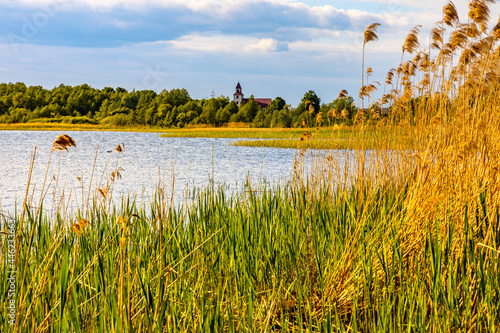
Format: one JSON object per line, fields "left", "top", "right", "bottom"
{"left": 0, "top": 123, "right": 415, "bottom": 149}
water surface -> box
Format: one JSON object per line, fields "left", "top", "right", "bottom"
{"left": 0, "top": 131, "right": 309, "bottom": 214}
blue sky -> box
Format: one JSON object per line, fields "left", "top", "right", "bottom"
{"left": 0, "top": 0, "right": 498, "bottom": 106}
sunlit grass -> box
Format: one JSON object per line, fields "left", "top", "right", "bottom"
{"left": 3, "top": 1, "right": 500, "bottom": 331}
{"left": 0, "top": 122, "right": 167, "bottom": 133}
{"left": 161, "top": 127, "right": 315, "bottom": 139}
{"left": 163, "top": 125, "right": 418, "bottom": 149}
{"left": 2, "top": 146, "right": 499, "bottom": 331}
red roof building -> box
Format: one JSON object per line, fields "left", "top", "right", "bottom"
{"left": 233, "top": 82, "right": 271, "bottom": 110}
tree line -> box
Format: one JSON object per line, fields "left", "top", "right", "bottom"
{"left": 0, "top": 82, "right": 358, "bottom": 128}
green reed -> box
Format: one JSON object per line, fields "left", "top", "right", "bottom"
{"left": 1, "top": 164, "right": 499, "bottom": 332}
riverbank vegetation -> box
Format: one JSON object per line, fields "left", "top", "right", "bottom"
{"left": 2, "top": 0, "right": 500, "bottom": 331}
{"left": 161, "top": 126, "right": 418, "bottom": 150}
{"left": 0, "top": 122, "right": 167, "bottom": 132}
{"left": 0, "top": 81, "right": 358, "bottom": 129}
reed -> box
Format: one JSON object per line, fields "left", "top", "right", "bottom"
{"left": 2, "top": 1, "right": 500, "bottom": 331}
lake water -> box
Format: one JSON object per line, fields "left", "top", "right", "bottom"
{"left": 0, "top": 130, "right": 327, "bottom": 214}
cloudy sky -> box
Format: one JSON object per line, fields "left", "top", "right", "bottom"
{"left": 0, "top": 0, "right": 498, "bottom": 106}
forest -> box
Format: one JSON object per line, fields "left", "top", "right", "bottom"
{"left": 0, "top": 82, "right": 357, "bottom": 128}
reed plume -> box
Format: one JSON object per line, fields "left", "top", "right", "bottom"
{"left": 341, "top": 108, "right": 349, "bottom": 120}
{"left": 363, "top": 23, "right": 381, "bottom": 45}
{"left": 359, "top": 83, "right": 379, "bottom": 102}
{"left": 385, "top": 69, "right": 395, "bottom": 85}
{"left": 402, "top": 25, "right": 422, "bottom": 55}
{"left": 71, "top": 218, "right": 89, "bottom": 235}
{"left": 338, "top": 89, "right": 349, "bottom": 99}
{"left": 115, "top": 143, "right": 125, "bottom": 153}
{"left": 443, "top": 1, "right": 459, "bottom": 27}
{"left": 468, "top": 0, "right": 493, "bottom": 32}
{"left": 109, "top": 167, "right": 124, "bottom": 182}
{"left": 299, "top": 132, "right": 312, "bottom": 141}
{"left": 430, "top": 25, "right": 445, "bottom": 50}
{"left": 52, "top": 134, "right": 76, "bottom": 152}
{"left": 362, "top": 23, "right": 381, "bottom": 110}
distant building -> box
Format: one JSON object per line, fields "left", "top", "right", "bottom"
{"left": 233, "top": 82, "right": 272, "bottom": 111}
{"left": 361, "top": 107, "right": 390, "bottom": 116}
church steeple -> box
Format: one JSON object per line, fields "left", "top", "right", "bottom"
{"left": 233, "top": 82, "right": 244, "bottom": 106}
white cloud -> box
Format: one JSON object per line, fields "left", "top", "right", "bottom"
{"left": 2, "top": 0, "right": 499, "bottom": 107}
{"left": 244, "top": 38, "right": 288, "bottom": 53}
{"left": 167, "top": 33, "right": 247, "bottom": 53}
{"left": 167, "top": 34, "right": 289, "bottom": 54}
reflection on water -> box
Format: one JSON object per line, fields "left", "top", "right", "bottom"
{"left": 0, "top": 130, "right": 318, "bottom": 214}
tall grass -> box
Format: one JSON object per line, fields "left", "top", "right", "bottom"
{"left": 1, "top": 139, "right": 499, "bottom": 331}
{"left": 3, "top": 1, "right": 500, "bottom": 331}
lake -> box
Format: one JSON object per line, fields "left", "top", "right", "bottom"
{"left": 0, "top": 130, "right": 335, "bottom": 214}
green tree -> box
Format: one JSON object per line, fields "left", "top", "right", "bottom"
{"left": 224, "top": 101, "right": 239, "bottom": 117}
{"left": 253, "top": 110, "right": 270, "bottom": 128}
{"left": 271, "top": 105, "right": 293, "bottom": 128}
{"left": 200, "top": 98, "right": 220, "bottom": 125}
{"left": 240, "top": 95, "right": 260, "bottom": 123}
{"left": 179, "top": 100, "right": 202, "bottom": 124}
{"left": 216, "top": 101, "right": 238, "bottom": 125}
{"left": 268, "top": 97, "right": 287, "bottom": 113}
{"left": 293, "top": 91, "right": 321, "bottom": 127}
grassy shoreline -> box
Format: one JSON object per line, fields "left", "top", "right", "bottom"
{"left": 0, "top": 122, "right": 168, "bottom": 133}
{"left": 1, "top": 122, "right": 418, "bottom": 149}
{"left": 2, "top": 170, "right": 499, "bottom": 331}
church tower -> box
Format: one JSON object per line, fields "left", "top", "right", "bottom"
{"left": 233, "top": 82, "right": 244, "bottom": 107}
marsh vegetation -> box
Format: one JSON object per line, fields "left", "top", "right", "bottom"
{"left": 2, "top": 1, "right": 500, "bottom": 331}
